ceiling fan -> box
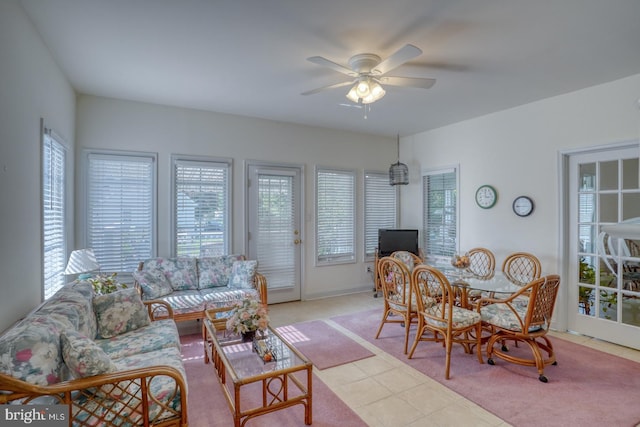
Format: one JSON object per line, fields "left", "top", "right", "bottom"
{"left": 302, "top": 44, "right": 436, "bottom": 105}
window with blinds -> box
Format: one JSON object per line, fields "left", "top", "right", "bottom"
{"left": 173, "top": 157, "right": 230, "bottom": 257}
{"left": 316, "top": 168, "right": 356, "bottom": 264}
{"left": 423, "top": 169, "right": 458, "bottom": 258}
{"left": 42, "top": 129, "right": 67, "bottom": 300}
{"left": 86, "top": 152, "right": 156, "bottom": 273}
{"left": 364, "top": 171, "right": 397, "bottom": 260}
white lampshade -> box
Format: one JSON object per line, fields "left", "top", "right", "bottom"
{"left": 64, "top": 249, "right": 100, "bottom": 276}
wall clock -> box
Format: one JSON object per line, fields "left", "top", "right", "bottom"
{"left": 513, "top": 196, "right": 534, "bottom": 217}
{"left": 475, "top": 185, "right": 497, "bottom": 209}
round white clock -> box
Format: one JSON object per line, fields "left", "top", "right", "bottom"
{"left": 513, "top": 196, "right": 534, "bottom": 217}
{"left": 475, "top": 185, "right": 497, "bottom": 209}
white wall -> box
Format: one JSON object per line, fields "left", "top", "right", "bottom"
{"left": 76, "top": 95, "right": 395, "bottom": 300}
{"left": 401, "top": 73, "right": 640, "bottom": 271}
{"left": 0, "top": 0, "right": 76, "bottom": 332}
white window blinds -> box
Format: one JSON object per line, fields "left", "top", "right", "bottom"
{"left": 316, "top": 168, "right": 356, "bottom": 264}
{"left": 87, "top": 152, "right": 155, "bottom": 272}
{"left": 364, "top": 171, "right": 397, "bottom": 259}
{"left": 423, "top": 169, "right": 457, "bottom": 257}
{"left": 173, "top": 158, "right": 230, "bottom": 257}
{"left": 42, "top": 129, "right": 67, "bottom": 299}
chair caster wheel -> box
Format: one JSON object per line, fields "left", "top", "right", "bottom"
{"left": 552, "top": 361, "right": 557, "bottom": 365}
{"left": 539, "top": 375, "right": 548, "bottom": 383}
{"left": 488, "top": 358, "right": 495, "bottom": 365}
{"left": 501, "top": 345, "right": 509, "bottom": 352}
{"left": 400, "top": 322, "right": 405, "bottom": 327}
{"left": 373, "top": 293, "right": 378, "bottom": 298}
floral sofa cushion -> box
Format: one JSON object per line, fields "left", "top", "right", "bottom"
{"left": 141, "top": 257, "right": 198, "bottom": 291}
{"left": 72, "top": 346, "right": 185, "bottom": 426}
{"left": 200, "top": 287, "right": 261, "bottom": 309}
{"left": 95, "top": 319, "right": 181, "bottom": 360}
{"left": 61, "top": 330, "right": 117, "bottom": 378}
{"left": 93, "top": 288, "right": 151, "bottom": 339}
{"left": 228, "top": 260, "right": 258, "bottom": 289}
{"left": 197, "top": 255, "right": 244, "bottom": 289}
{"left": 0, "top": 315, "right": 69, "bottom": 386}
{"left": 37, "top": 285, "right": 97, "bottom": 339}
{"left": 132, "top": 268, "right": 173, "bottom": 300}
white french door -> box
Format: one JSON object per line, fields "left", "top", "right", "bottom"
{"left": 567, "top": 144, "right": 640, "bottom": 349}
{"left": 247, "top": 164, "right": 303, "bottom": 304}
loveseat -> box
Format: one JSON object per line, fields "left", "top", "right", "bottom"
{"left": 0, "top": 282, "right": 187, "bottom": 426}
{"left": 133, "top": 255, "right": 267, "bottom": 323}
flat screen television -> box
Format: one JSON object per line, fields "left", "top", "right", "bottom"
{"left": 378, "top": 229, "right": 419, "bottom": 257}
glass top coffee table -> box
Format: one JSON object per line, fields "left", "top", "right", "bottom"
{"left": 202, "top": 308, "right": 312, "bottom": 427}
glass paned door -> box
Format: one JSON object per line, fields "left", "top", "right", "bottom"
{"left": 569, "top": 145, "right": 640, "bottom": 349}
{"left": 247, "top": 164, "right": 302, "bottom": 304}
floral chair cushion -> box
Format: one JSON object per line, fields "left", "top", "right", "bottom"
{"left": 93, "top": 288, "right": 151, "bottom": 339}
{"left": 424, "top": 304, "right": 481, "bottom": 329}
{"left": 133, "top": 268, "right": 173, "bottom": 300}
{"left": 228, "top": 260, "right": 258, "bottom": 289}
{"left": 61, "top": 330, "right": 117, "bottom": 378}
{"left": 480, "top": 302, "right": 542, "bottom": 332}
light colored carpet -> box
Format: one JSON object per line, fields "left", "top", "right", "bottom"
{"left": 180, "top": 333, "right": 367, "bottom": 427}
{"left": 332, "top": 308, "right": 640, "bottom": 427}
{"left": 276, "top": 319, "right": 375, "bottom": 369}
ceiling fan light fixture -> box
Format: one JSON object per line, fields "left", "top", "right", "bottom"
{"left": 345, "top": 78, "right": 386, "bottom": 104}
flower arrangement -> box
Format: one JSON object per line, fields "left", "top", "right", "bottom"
{"left": 87, "top": 272, "right": 127, "bottom": 295}
{"left": 226, "top": 298, "right": 269, "bottom": 335}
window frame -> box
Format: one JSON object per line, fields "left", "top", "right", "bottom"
{"left": 82, "top": 149, "right": 157, "bottom": 275}
{"left": 170, "top": 155, "right": 232, "bottom": 257}
{"left": 315, "top": 166, "right": 357, "bottom": 266}
{"left": 41, "top": 124, "right": 69, "bottom": 300}
{"left": 363, "top": 170, "right": 398, "bottom": 261}
{"left": 422, "top": 166, "right": 460, "bottom": 261}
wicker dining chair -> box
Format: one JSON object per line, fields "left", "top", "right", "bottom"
{"left": 467, "top": 247, "right": 496, "bottom": 280}
{"left": 408, "top": 265, "right": 483, "bottom": 379}
{"left": 390, "top": 250, "right": 424, "bottom": 272}
{"left": 477, "top": 274, "right": 561, "bottom": 382}
{"left": 501, "top": 252, "right": 542, "bottom": 286}
{"left": 375, "top": 256, "right": 419, "bottom": 354}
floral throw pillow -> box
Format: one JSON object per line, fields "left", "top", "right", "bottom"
{"left": 228, "top": 260, "right": 258, "bottom": 289}
{"left": 61, "top": 330, "right": 117, "bottom": 378}
{"left": 93, "top": 288, "right": 151, "bottom": 339}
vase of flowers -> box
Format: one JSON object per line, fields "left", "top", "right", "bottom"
{"left": 226, "top": 297, "right": 269, "bottom": 340}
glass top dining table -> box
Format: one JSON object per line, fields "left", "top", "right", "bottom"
{"left": 431, "top": 263, "right": 523, "bottom": 308}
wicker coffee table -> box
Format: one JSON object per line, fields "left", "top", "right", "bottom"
{"left": 203, "top": 308, "right": 312, "bottom": 427}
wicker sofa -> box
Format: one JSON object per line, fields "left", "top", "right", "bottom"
{"left": 133, "top": 255, "right": 267, "bottom": 323}
{"left": 0, "top": 282, "right": 187, "bottom": 426}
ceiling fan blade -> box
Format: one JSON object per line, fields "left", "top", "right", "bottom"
{"left": 307, "top": 56, "right": 357, "bottom": 76}
{"left": 301, "top": 80, "right": 354, "bottom": 96}
{"left": 373, "top": 44, "right": 423, "bottom": 75}
{"left": 380, "top": 76, "right": 436, "bottom": 89}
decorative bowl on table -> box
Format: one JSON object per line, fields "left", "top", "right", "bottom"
{"left": 451, "top": 252, "right": 471, "bottom": 269}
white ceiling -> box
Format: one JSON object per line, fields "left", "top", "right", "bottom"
{"left": 20, "top": 0, "right": 640, "bottom": 137}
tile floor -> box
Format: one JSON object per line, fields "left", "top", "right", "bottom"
{"left": 263, "top": 291, "right": 640, "bottom": 427}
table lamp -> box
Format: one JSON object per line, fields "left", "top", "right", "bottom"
{"left": 64, "top": 248, "right": 100, "bottom": 280}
